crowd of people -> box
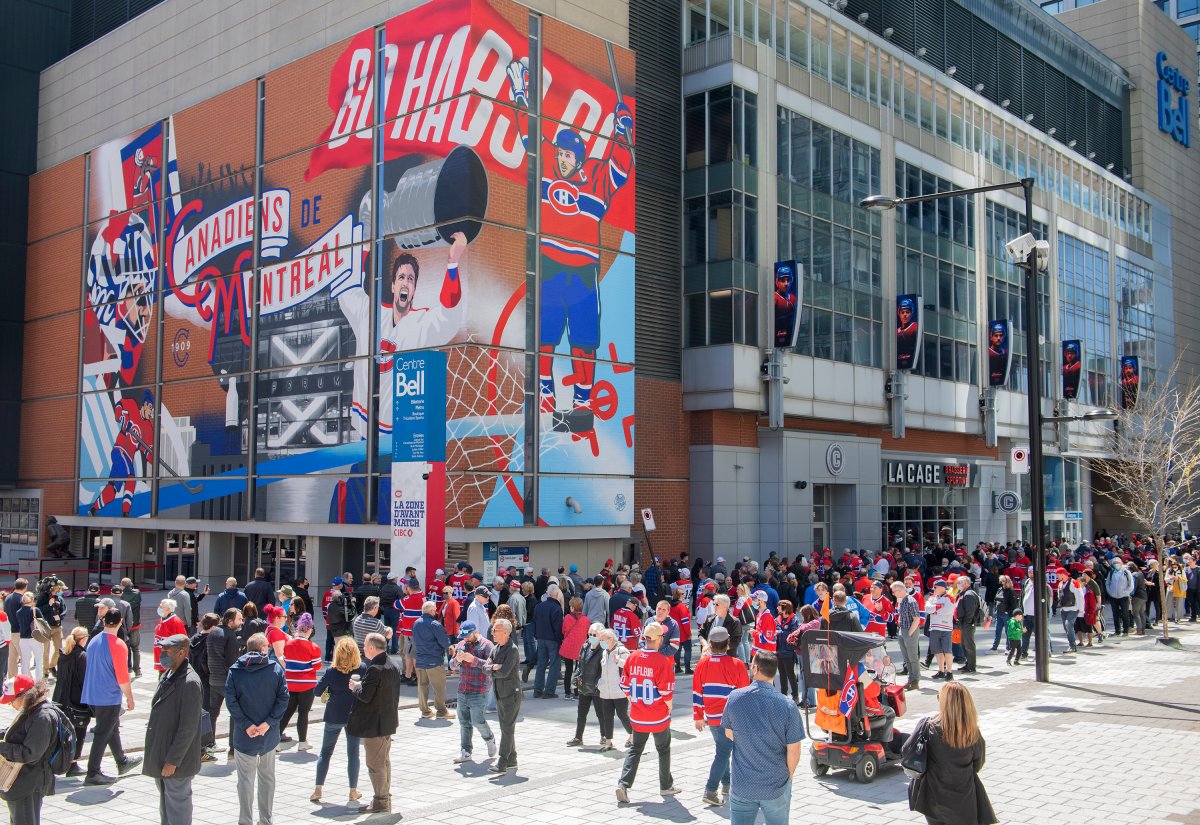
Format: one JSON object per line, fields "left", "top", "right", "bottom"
{"left": 0, "top": 534, "right": 1192, "bottom": 824}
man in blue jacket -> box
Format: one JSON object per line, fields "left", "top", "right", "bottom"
{"left": 244, "top": 569, "right": 276, "bottom": 613}
{"left": 214, "top": 578, "right": 249, "bottom": 615}
{"left": 412, "top": 601, "right": 454, "bottom": 719}
{"left": 225, "top": 633, "right": 289, "bottom": 825}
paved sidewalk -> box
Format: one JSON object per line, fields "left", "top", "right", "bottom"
{"left": 13, "top": 615, "right": 1200, "bottom": 824}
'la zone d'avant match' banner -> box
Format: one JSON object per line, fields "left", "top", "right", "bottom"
{"left": 392, "top": 350, "right": 447, "bottom": 583}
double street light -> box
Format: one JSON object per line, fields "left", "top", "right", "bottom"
{"left": 862, "top": 177, "right": 1085, "bottom": 684}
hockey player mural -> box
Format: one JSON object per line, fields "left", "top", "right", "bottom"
{"left": 76, "top": 0, "right": 635, "bottom": 532}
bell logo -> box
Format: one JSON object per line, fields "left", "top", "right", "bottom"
{"left": 395, "top": 369, "right": 425, "bottom": 398}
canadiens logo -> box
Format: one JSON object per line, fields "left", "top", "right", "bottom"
{"left": 546, "top": 180, "right": 581, "bottom": 215}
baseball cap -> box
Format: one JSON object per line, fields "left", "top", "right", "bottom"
{"left": 473, "top": 585, "right": 490, "bottom": 596}
{"left": 751, "top": 590, "right": 768, "bottom": 602}
{"left": 708, "top": 626, "right": 731, "bottom": 644}
{"left": 932, "top": 579, "right": 948, "bottom": 589}
{"left": 509, "top": 580, "right": 520, "bottom": 589}
{"left": 642, "top": 622, "right": 665, "bottom": 639}
{"left": 87, "top": 583, "right": 100, "bottom": 593}
{"left": 704, "top": 582, "right": 716, "bottom": 592}
{"left": 331, "top": 576, "right": 345, "bottom": 586}
{"left": 435, "top": 569, "right": 445, "bottom": 577}
{"left": 457, "top": 621, "right": 478, "bottom": 640}
{"left": 679, "top": 569, "right": 691, "bottom": 579}
{"left": 0, "top": 675, "right": 35, "bottom": 705}
{"left": 387, "top": 571, "right": 399, "bottom": 581}
{"left": 185, "top": 576, "right": 198, "bottom": 585}
{"left": 278, "top": 585, "right": 295, "bottom": 599}
{"left": 159, "top": 634, "right": 189, "bottom": 650}
{"left": 569, "top": 564, "right": 578, "bottom": 573}
{"left": 716, "top": 556, "right": 726, "bottom": 563}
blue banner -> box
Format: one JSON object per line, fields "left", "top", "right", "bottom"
{"left": 392, "top": 349, "right": 447, "bottom": 463}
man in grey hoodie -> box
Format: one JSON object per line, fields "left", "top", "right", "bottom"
{"left": 583, "top": 576, "right": 608, "bottom": 625}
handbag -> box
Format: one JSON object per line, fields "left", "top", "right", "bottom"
{"left": 900, "top": 717, "right": 930, "bottom": 774}
{"left": 32, "top": 618, "right": 51, "bottom": 645}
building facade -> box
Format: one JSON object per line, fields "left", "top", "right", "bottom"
{"left": 13, "top": 0, "right": 1196, "bottom": 589}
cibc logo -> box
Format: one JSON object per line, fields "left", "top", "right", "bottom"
{"left": 1157, "top": 51, "right": 1191, "bottom": 148}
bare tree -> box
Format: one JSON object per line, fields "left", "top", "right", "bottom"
{"left": 1091, "top": 358, "right": 1200, "bottom": 641}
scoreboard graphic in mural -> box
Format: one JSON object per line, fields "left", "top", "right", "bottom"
{"left": 77, "top": 0, "right": 636, "bottom": 531}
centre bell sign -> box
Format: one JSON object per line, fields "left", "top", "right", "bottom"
{"left": 1157, "top": 51, "right": 1191, "bottom": 148}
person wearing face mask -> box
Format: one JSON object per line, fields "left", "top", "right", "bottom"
{"left": 449, "top": 621, "right": 497, "bottom": 765}
{"left": 566, "top": 622, "right": 606, "bottom": 747}
{"left": 595, "top": 628, "right": 632, "bottom": 751}
{"left": 143, "top": 634, "right": 203, "bottom": 825}
{"left": 0, "top": 674, "right": 59, "bottom": 824}
{"left": 154, "top": 599, "right": 188, "bottom": 674}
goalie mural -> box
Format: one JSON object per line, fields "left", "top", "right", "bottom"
{"left": 75, "top": 0, "right": 636, "bottom": 530}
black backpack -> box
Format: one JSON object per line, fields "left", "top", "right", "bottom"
{"left": 45, "top": 703, "right": 77, "bottom": 775}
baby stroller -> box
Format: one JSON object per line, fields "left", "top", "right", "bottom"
{"left": 799, "top": 629, "right": 908, "bottom": 783}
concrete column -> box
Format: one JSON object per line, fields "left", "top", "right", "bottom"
{"left": 200, "top": 532, "right": 233, "bottom": 588}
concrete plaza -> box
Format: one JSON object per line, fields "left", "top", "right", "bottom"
{"left": 9, "top": 611, "right": 1200, "bottom": 825}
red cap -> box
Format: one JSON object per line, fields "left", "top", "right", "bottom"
{"left": 0, "top": 674, "right": 34, "bottom": 704}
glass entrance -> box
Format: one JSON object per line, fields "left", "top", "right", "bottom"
{"left": 256, "top": 535, "right": 306, "bottom": 588}
{"left": 233, "top": 534, "right": 253, "bottom": 588}
{"left": 162, "top": 531, "right": 198, "bottom": 582}
{"left": 87, "top": 529, "right": 113, "bottom": 584}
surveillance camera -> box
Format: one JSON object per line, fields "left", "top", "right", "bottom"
{"left": 1005, "top": 233, "right": 1036, "bottom": 263}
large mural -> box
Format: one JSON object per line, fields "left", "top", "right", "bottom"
{"left": 77, "top": 0, "right": 636, "bottom": 535}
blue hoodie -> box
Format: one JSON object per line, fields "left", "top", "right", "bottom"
{"left": 224, "top": 651, "right": 289, "bottom": 755}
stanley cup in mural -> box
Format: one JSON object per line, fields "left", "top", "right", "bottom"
{"left": 75, "top": 0, "right": 637, "bottom": 577}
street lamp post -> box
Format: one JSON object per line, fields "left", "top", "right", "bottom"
{"left": 863, "top": 177, "right": 1059, "bottom": 682}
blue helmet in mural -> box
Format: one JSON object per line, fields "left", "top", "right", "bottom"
{"left": 553, "top": 128, "right": 586, "bottom": 177}
{"left": 141, "top": 389, "right": 155, "bottom": 407}
{"left": 990, "top": 321, "right": 1005, "bottom": 335}
{"left": 897, "top": 296, "right": 915, "bottom": 314}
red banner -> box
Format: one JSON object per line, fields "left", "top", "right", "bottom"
{"left": 305, "top": 0, "right": 635, "bottom": 232}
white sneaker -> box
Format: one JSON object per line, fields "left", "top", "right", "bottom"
{"left": 615, "top": 786, "right": 629, "bottom": 804}
{"left": 454, "top": 750, "right": 471, "bottom": 764}
{"left": 297, "top": 741, "right": 312, "bottom": 752}
{"left": 486, "top": 739, "right": 498, "bottom": 759}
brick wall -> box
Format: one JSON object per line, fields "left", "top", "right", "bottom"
{"left": 634, "top": 375, "right": 689, "bottom": 563}
{"left": 689, "top": 409, "right": 759, "bottom": 448}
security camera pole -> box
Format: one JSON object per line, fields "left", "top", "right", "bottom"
{"left": 863, "top": 177, "right": 1051, "bottom": 683}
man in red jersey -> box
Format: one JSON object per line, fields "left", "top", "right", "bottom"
{"left": 616, "top": 623, "right": 679, "bottom": 803}
{"left": 691, "top": 626, "right": 749, "bottom": 806}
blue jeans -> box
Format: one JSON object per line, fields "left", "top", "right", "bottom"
{"left": 534, "top": 639, "right": 560, "bottom": 695}
{"left": 314, "top": 722, "right": 360, "bottom": 789}
{"left": 730, "top": 784, "right": 792, "bottom": 825}
{"left": 705, "top": 725, "right": 733, "bottom": 793}
{"left": 521, "top": 628, "right": 535, "bottom": 668}
{"left": 992, "top": 611, "right": 1010, "bottom": 648}
{"left": 457, "top": 692, "right": 494, "bottom": 754}
{"left": 382, "top": 608, "right": 400, "bottom": 654}
{"left": 674, "top": 639, "right": 693, "bottom": 671}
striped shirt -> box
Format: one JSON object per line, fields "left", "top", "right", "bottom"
{"left": 352, "top": 613, "right": 388, "bottom": 652}
{"left": 691, "top": 653, "right": 750, "bottom": 725}
{"left": 283, "top": 637, "right": 322, "bottom": 692}
{"left": 397, "top": 594, "right": 423, "bottom": 637}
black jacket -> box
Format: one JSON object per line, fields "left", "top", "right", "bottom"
{"left": 354, "top": 582, "right": 381, "bottom": 613}
{"left": 699, "top": 613, "right": 743, "bottom": 651}
{"left": 293, "top": 585, "right": 315, "bottom": 617}
{"left": 35, "top": 593, "right": 64, "bottom": 629}
{"left": 189, "top": 633, "right": 210, "bottom": 684}
{"left": 824, "top": 606, "right": 863, "bottom": 632}
{"left": 327, "top": 591, "right": 357, "bottom": 636}
{"left": 51, "top": 647, "right": 88, "bottom": 714}
{"left": 124, "top": 587, "right": 143, "bottom": 626}
{"left": 379, "top": 582, "right": 403, "bottom": 613}
{"left": 143, "top": 664, "right": 203, "bottom": 779}
{"left": 489, "top": 638, "right": 521, "bottom": 700}
{"left": 997, "top": 587, "right": 1018, "bottom": 615}
{"left": 207, "top": 624, "right": 241, "bottom": 689}
{"left": 347, "top": 651, "right": 402, "bottom": 739}
{"left": 904, "top": 717, "right": 996, "bottom": 824}
{"left": 73, "top": 594, "right": 100, "bottom": 631}
{"left": 240, "top": 618, "right": 266, "bottom": 650}
{"left": 244, "top": 577, "right": 275, "bottom": 611}
{"left": 573, "top": 643, "right": 603, "bottom": 696}
{"left": 313, "top": 666, "right": 366, "bottom": 725}
{"left": 0, "top": 700, "right": 57, "bottom": 801}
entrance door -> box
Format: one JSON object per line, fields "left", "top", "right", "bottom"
{"left": 257, "top": 535, "right": 306, "bottom": 588}
{"left": 233, "top": 534, "right": 253, "bottom": 588}
{"left": 87, "top": 529, "right": 113, "bottom": 584}
{"left": 162, "top": 531, "right": 198, "bottom": 582}
{"left": 812, "top": 485, "right": 831, "bottom": 551}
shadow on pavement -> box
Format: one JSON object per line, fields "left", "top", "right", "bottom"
{"left": 816, "top": 770, "right": 909, "bottom": 805}
{"left": 1050, "top": 682, "right": 1200, "bottom": 715}
{"left": 64, "top": 787, "right": 125, "bottom": 805}
{"left": 624, "top": 795, "right": 698, "bottom": 822}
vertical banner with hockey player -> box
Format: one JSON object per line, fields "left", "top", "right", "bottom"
{"left": 986, "top": 320, "right": 1012, "bottom": 387}
{"left": 76, "top": 0, "right": 636, "bottom": 529}
{"left": 1062, "top": 340, "right": 1083, "bottom": 401}
{"left": 1120, "top": 355, "right": 1140, "bottom": 409}
{"left": 896, "top": 294, "right": 922, "bottom": 370}
{"left": 773, "top": 260, "right": 802, "bottom": 350}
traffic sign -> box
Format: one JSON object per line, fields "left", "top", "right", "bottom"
{"left": 1010, "top": 447, "right": 1029, "bottom": 475}
{"left": 641, "top": 507, "right": 656, "bottom": 531}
